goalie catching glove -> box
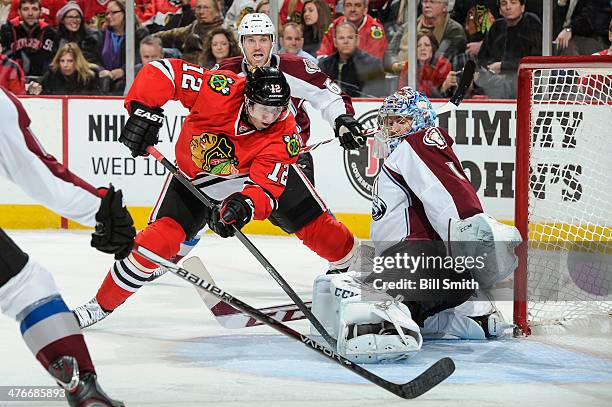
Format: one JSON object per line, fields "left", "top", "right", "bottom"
{"left": 208, "top": 193, "right": 254, "bottom": 238}
{"left": 334, "top": 114, "right": 365, "bottom": 150}
{"left": 90, "top": 185, "right": 136, "bottom": 260}
{"left": 119, "top": 101, "right": 164, "bottom": 157}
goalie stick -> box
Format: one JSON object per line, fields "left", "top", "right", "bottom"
{"left": 135, "top": 246, "right": 456, "bottom": 399}
{"left": 145, "top": 146, "right": 338, "bottom": 350}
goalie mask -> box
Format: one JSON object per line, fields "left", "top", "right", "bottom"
{"left": 377, "top": 87, "right": 437, "bottom": 140}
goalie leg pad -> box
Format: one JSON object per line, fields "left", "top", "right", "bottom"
{"left": 338, "top": 296, "right": 423, "bottom": 363}
{"left": 449, "top": 213, "right": 522, "bottom": 288}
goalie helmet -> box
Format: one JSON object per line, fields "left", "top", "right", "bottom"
{"left": 238, "top": 13, "right": 276, "bottom": 56}
{"left": 377, "top": 87, "right": 437, "bottom": 140}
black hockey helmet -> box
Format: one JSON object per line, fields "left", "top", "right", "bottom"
{"left": 245, "top": 67, "right": 291, "bottom": 107}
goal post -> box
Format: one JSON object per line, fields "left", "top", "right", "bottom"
{"left": 514, "top": 56, "right": 612, "bottom": 335}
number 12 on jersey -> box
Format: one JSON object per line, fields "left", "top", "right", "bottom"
{"left": 267, "top": 163, "right": 289, "bottom": 186}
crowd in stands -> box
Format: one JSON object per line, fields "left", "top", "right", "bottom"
{"left": 0, "top": 0, "right": 610, "bottom": 98}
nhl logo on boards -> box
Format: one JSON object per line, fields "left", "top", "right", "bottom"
{"left": 423, "top": 127, "right": 447, "bottom": 149}
{"left": 343, "top": 109, "right": 382, "bottom": 200}
{"left": 208, "top": 74, "right": 235, "bottom": 96}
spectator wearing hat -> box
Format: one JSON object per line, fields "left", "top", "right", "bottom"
{"left": 54, "top": 1, "right": 101, "bottom": 65}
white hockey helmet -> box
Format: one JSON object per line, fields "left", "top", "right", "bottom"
{"left": 238, "top": 13, "right": 276, "bottom": 56}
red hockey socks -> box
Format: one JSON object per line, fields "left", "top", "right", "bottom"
{"left": 96, "top": 217, "right": 186, "bottom": 311}
{"left": 295, "top": 212, "right": 358, "bottom": 269}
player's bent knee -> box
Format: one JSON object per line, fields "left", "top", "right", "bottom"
{"left": 133, "top": 217, "right": 186, "bottom": 268}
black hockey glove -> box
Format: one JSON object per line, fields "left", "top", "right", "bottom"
{"left": 119, "top": 101, "right": 164, "bottom": 157}
{"left": 91, "top": 185, "right": 136, "bottom": 260}
{"left": 334, "top": 114, "right": 365, "bottom": 150}
{"left": 208, "top": 193, "right": 253, "bottom": 238}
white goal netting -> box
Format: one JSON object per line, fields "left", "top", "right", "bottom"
{"left": 524, "top": 64, "right": 612, "bottom": 332}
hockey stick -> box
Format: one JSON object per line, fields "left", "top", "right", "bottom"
{"left": 135, "top": 246, "right": 455, "bottom": 399}
{"left": 145, "top": 146, "right": 338, "bottom": 349}
{"left": 301, "top": 61, "right": 475, "bottom": 154}
{"left": 188, "top": 258, "right": 312, "bottom": 328}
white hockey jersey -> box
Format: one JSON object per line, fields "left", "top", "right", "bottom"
{"left": 370, "top": 127, "right": 483, "bottom": 255}
{"left": 0, "top": 87, "right": 101, "bottom": 226}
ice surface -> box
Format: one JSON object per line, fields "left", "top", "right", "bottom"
{"left": 1, "top": 230, "right": 611, "bottom": 407}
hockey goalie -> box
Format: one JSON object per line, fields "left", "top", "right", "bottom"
{"left": 312, "top": 87, "right": 522, "bottom": 363}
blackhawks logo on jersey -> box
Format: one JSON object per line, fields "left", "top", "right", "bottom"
{"left": 283, "top": 133, "right": 301, "bottom": 157}
{"left": 370, "top": 25, "right": 384, "bottom": 40}
{"left": 190, "top": 132, "right": 239, "bottom": 175}
{"left": 208, "top": 74, "right": 235, "bottom": 96}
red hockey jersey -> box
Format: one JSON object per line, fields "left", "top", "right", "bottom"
{"left": 125, "top": 59, "right": 300, "bottom": 220}
{"left": 317, "top": 15, "right": 388, "bottom": 61}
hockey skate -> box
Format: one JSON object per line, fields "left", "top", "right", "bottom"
{"left": 72, "top": 298, "right": 112, "bottom": 328}
{"left": 48, "top": 356, "right": 124, "bottom": 407}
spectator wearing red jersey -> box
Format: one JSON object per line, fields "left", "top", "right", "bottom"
{"left": 398, "top": 31, "right": 452, "bottom": 97}
{"left": 0, "top": 49, "right": 25, "bottom": 93}
{"left": 0, "top": 0, "right": 57, "bottom": 76}
{"left": 137, "top": 0, "right": 196, "bottom": 32}
{"left": 7, "top": 0, "right": 66, "bottom": 26}
{"left": 301, "top": 0, "right": 332, "bottom": 57}
{"left": 317, "top": 0, "right": 388, "bottom": 62}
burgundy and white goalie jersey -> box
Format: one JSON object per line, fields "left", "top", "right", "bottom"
{"left": 217, "top": 53, "right": 354, "bottom": 144}
{"left": 371, "top": 126, "right": 483, "bottom": 255}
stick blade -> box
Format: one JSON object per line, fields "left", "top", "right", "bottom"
{"left": 450, "top": 60, "right": 476, "bottom": 107}
{"left": 397, "top": 357, "right": 455, "bottom": 399}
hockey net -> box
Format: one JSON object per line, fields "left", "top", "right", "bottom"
{"left": 514, "top": 56, "right": 612, "bottom": 335}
